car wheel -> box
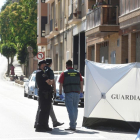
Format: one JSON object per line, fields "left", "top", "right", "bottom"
{"left": 80, "top": 103, "right": 84, "bottom": 107}
{"left": 27, "top": 90, "right": 32, "bottom": 99}
{"left": 34, "top": 96, "right": 37, "bottom": 100}
{"left": 24, "top": 87, "right": 27, "bottom": 97}
{"left": 53, "top": 100, "right": 58, "bottom": 105}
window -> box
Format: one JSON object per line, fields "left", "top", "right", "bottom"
{"left": 117, "top": 39, "right": 120, "bottom": 47}
{"left": 41, "top": 16, "right": 47, "bottom": 37}
{"left": 82, "top": 0, "right": 84, "bottom": 5}
{"left": 41, "top": 0, "right": 45, "bottom": 3}
{"left": 31, "top": 75, "right": 36, "bottom": 81}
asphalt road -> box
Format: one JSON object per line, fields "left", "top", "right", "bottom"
{"left": 0, "top": 54, "right": 137, "bottom": 140}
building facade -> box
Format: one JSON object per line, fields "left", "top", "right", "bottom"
{"left": 37, "top": 0, "right": 48, "bottom": 57}
{"left": 119, "top": 0, "right": 140, "bottom": 63}
{"left": 86, "top": 0, "right": 120, "bottom": 64}
{"left": 37, "top": 0, "right": 140, "bottom": 77}
{"left": 86, "top": 0, "right": 140, "bottom": 64}
{"left": 45, "top": 0, "right": 89, "bottom": 75}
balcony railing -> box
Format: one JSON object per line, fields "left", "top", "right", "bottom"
{"left": 45, "top": 19, "right": 60, "bottom": 38}
{"left": 120, "top": 0, "right": 140, "bottom": 16}
{"left": 68, "top": 1, "right": 81, "bottom": 21}
{"left": 45, "top": 0, "right": 54, "bottom": 3}
{"left": 86, "top": 6, "right": 118, "bottom": 31}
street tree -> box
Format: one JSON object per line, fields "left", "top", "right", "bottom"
{"left": 1, "top": 43, "right": 17, "bottom": 75}
{"left": 0, "top": 0, "right": 37, "bottom": 64}
{"left": 8, "top": 42, "right": 17, "bottom": 64}
{"left": 1, "top": 0, "right": 12, "bottom": 12}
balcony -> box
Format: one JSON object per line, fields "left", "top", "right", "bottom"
{"left": 45, "top": 24, "right": 53, "bottom": 39}
{"left": 119, "top": 0, "right": 140, "bottom": 30}
{"left": 37, "top": 37, "right": 47, "bottom": 46}
{"left": 68, "top": 1, "right": 82, "bottom": 25}
{"left": 45, "top": 19, "right": 59, "bottom": 39}
{"left": 86, "top": 5, "right": 119, "bottom": 37}
{"left": 45, "top": 0, "right": 54, "bottom": 3}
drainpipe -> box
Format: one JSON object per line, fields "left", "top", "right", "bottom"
{"left": 63, "top": 0, "right": 65, "bottom": 70}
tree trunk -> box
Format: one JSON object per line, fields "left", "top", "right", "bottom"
{"left": 7, "top": 57, "right": 10, "bottom": 75}
{"left": 11, "top": 57, "right": 14, "bottom": 65}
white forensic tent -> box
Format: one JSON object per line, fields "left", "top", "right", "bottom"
{"left": 83, "top": 60, "right": 140, "bottom": 131}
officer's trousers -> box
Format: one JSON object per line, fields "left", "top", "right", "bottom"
{"left": 37, "top": 92, "right": 52, "bottom": 128}
{"left": 35, "top": 103, "right": 57, "bottom": 127}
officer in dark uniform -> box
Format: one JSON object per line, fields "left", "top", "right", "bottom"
{"left": 44, "top": 58, "right": 54, "bottom": 82}
{"left": 35, "top": 60, "right": 53, "bottom": 132}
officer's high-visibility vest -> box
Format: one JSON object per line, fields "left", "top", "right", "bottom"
{"left": 63, "top": 69, "right": 80, "bottom": 93}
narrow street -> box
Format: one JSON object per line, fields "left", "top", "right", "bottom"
{"left": 0, "top": 55, "right": 136, "bottom": 140}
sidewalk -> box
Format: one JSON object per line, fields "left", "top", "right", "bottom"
{"left": 12, "top": 55, "right": 24, "bottom": 77}
{"left": 4, "top": 55, "right": 27, "bottom": 88}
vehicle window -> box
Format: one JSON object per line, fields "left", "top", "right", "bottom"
{"left": 28, "top": 75, "right": 31, "bottom": 80}
{"left": 31, "top": 75, "right": 36, "bottom": 81}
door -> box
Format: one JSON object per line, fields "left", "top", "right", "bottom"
{"left": 136, "top": 33, "right": 140, "bottom": 62}
{"left": 100, "top": 42, "right": 108, "bottom": 63}
{"left": 111, "top": 51, "right": 116, "bottom": 64}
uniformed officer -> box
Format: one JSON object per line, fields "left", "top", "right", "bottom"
{"left": 58, "top": 60, "right": 83, "bottom": 131}
{"left": 34, "top": 59, "right": 64, "bottom": 130}
{"left": 45, "top": 58, "right": 64, "bottom": 127}
{"left": 35, "top": 60, "right": 52, "bottom": 132}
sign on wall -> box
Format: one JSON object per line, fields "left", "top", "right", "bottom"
{"left": 37, "top": 52, "right": 45, "bottom": 60}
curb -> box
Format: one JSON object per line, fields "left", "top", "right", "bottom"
{"left": 14, "top": 82, "right": 24, "bottom": 88}
{"left": 4, "top": 73, "right": 24, "bottom": 88}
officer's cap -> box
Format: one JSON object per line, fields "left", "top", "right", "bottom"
{"left": 46, "top": 58, "right": 52, "bottom": 65}
{"left": 38, "top": 60, "right": 46, "bottom": 66}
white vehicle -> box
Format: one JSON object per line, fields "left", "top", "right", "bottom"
{"left": 53, "top": 75, "right": 84, "bottom": 107}
{"left": 24, "top": 72, "right": 36, "bottom": 99}
{"left": 53, "top": 75, "right": 65, "bottom": 105}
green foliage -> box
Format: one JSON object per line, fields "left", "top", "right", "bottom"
{"left": 0, "top": 0, "right": 37, "bottom": 64}
{"left": 7, "top": 42, "right": 17, "bottom": 58}
{"left": 1, "top": 43, "right": 11, "bottom": 58}
{"left": 1, "top": 43, "right": 17, "bottom": 58}
{"left": 0, "top": 44, "right": 2, "bottom": 53}
{"left": 1, "top": 0, "right": 12, "bottom": 12}
{"left": 17, "top": 45, "right": 28, "bottom": 64}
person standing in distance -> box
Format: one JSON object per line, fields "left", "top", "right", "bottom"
{"left": 45, "top": 58, "right": 64, "bottom": 127}
{"left": 35, "top": 60, "right": 53, "bottom": 132}
{"left": 58, "top": 60, "right": 83, "bottom": 131}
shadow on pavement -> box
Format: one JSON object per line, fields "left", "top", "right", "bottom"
{"left": 42, "top": 128, "right": 99, "bottom": 135}
{"left": 45, "top": 128, "right": 73, "bottom": 135}
{"left": 53, "top": 103, "right": 84, "bottom": 108}
{"left": 75, "top": 129, "right": 98, "bottom": 134}
{"left": 87, "top": 127, "right": 137, "bottom": 135}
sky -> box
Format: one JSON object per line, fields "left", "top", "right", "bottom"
{"left": 0, "top": 0, "right": 6, "bottom": 11}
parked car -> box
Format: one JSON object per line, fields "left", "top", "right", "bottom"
{"left": 53, "top": 74, "right": 84, "bottom": 107}
{"left": 24, "top": 71, "right": 37, "bottom": 99}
